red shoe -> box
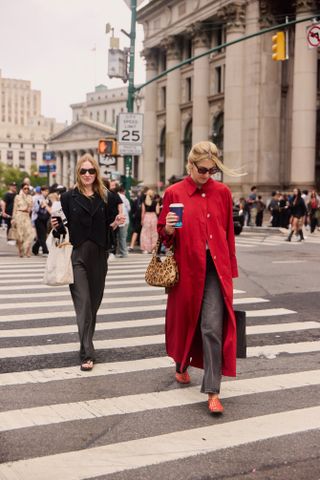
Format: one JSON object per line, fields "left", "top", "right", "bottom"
{"left": 175, "top": 371, "right": 191, "bottom": 384}
{"left": 208, "top": 396, "right": 224, "bottom": 414}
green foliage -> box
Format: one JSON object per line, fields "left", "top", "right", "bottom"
{"left": 0, "top": 162, "right": 47, "bottom": 197}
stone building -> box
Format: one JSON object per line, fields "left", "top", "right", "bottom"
{"left": 48, "top": 85, "right": 144, "bottom": 186}
{"left": 137, "top": 0, "right": 320, "bottom": 195}
{"left": 0, "top": 69, "right": 65, "bottom": 174}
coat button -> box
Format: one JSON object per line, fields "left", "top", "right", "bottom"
{"left": 209, "top": 234, "right": 213, "bottom": 239}
{"left": 213, "top": 255, "right": 217, "bottom": 260}
{"left": 201, "top": 193, "right": 206, "bottom": 198}
{"left": 207, "top": 213, "right": 210, "bottom": 218}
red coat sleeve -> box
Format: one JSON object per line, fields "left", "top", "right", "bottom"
{"left": 226, "top": 188, "right": 238, "bottom": 278}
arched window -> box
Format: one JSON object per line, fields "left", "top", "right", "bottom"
{"left": 183, "top": 120, "right": 192, "bottom": 167}
{"left": 212, "top": 112, "right": 224, "bottom": 156}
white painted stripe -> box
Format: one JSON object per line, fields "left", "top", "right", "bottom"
{"left": 0, "top": 268, "right": 147, "bottom": 278}
{"left": 1, "top": 331, "right": 320, "bottom": 360}
{"left": 0, "top": 317, "right": 165, "bottom": 337}
{"left": 0, "top": 285, "right": 163, "bottom": 299}
{"left": 2, "top": 318, "right": 314, "bottom": 340}
{"left": 1, "top": 369, "right": 319, "bottom": 433}
{"left": 0, "top": 407, "right": 319, "bottom": 479}
{"left": 246, "top": 308, "right": 296, "bottom": 317}
{"left": 0, "top": 294, "right": 167, "bottom": 310}
{"left": 0, "top": 304, "right": 166, "bottom": 322}
{"left": 0, "top": 357, "right": 173, "bottom": 387}
{"left": 0, "top": 296, "right": 265, "bottom": 311}
{"left": 0, "top": 334, "right": 165, "bottom": 359}
{"left": 247, "top": 341, "right": 320, "bottom": 358}
{"left": 272, "top": 260, "right": 307, "bottom": 264}
{"left": 0, "top": 272, "right": 150, "bottom": 284}
{"left": 0, "top": 306, "right": 295, "bottom": 324}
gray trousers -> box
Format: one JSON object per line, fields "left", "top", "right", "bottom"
{"left": 200, "top": 251, "right": 224, "bottom": 394}
{"left": 69, "top": 240, "right": 107, "bottom": 362}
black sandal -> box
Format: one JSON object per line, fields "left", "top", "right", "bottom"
{"left": 80, "top": 359, "right": 94, "bottom": 371}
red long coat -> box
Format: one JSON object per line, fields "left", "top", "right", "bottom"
{"left": 158, "top": 176, "right": 238, "bottom": 377}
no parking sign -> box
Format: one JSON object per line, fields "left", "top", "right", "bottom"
{"left": 306, "top": 24, "right": 320, "bottom": 48}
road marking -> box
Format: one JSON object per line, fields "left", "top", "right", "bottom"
{"left": 0, "top": 268, "right": 147, "bottom": 279}
{"left": 0, "top": 306, "right": 295, "bottom": 324}
{"left": 1, "top": 332, "right": 320, "bottom": 359}
{"left": 0, "top": 406, "right": 319, "bottom": 479}
{"left": 272, "top": 260, "right": 307, "bottom": 264}
{"left": 2, "top": 318, "right": 315, "bottom": 340}
{"left": 0, "top": 356, "right": 174, "bottom": 387}
{"left": 0, "top": 286, "right": 163, "bottom": 299}
{"left": 1, "top": 369, "right": 319, "bottom": 432}
{"left": 0, "top": 296, "right": 267, "bottom": 311}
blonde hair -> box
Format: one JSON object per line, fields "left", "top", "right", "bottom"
{"left": 145, "top": 189, "right": 154, "bottom": 207}
{"left": 187, "top": 141, "right": 246, "bottom": 177}
{"left": 75, "top": 154, "right": 106, "bottom": 198}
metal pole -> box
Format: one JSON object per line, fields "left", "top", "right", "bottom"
{"left": 124, "top": 0, "right": 136, "bottom": 198}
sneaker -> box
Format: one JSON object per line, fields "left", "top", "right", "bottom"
{"left": 108, "top": 253, "right": 116, "bottom": 261}
{"left": 128, "top": 247, "right": 134, "bottom": 253}
{"left": 208, "top": 396, "right": 224, "bottom": 414}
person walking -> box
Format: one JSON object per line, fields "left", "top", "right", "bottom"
{"left": 157, "top": 141, "right": 240, "bottom": 414}
{"left": 286, "top": 188, "right": 307, "bottom": 242}
{"left": 32, "top": 185, "right": 51, "bottom": 256}
{"left": 140, "top": 189, "right": 160, "bottom": 253}
{"left": 308, "top": 190, "right": 320, "bottom": 234}
{"left": 51, "top": 154, "right": 125, "bottom": 371}
{"left": 255, "top": 195, "right": 265, "bottom": 227}
{"left": 11, "top": 183, "right": 34, "bottom": 257}
{"left": 1, "top": 182, "right": 17, "bottom": 241}
{"left": 118, "top": 185, "right": 131, "bottom": 257}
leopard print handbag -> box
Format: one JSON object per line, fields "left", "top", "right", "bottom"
{"left": 145, "top": 238, "right": 179, "bottom": 288}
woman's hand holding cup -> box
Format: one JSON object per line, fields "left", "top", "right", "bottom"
{"left": 165, "top": 212, "right": 178, "bottom": 235}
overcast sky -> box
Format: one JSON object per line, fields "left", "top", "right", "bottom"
{"left": 0, "top": 0, "right": 146, "bottom": 124}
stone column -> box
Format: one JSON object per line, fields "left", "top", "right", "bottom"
{"left": 69, "top": 151, "right": 77, "bottom": 187}
{"left": 141, "top": 48, "right": 158, "bottom": 186}
{"left": 290, "top": 0, "right": 318, "bottom": 187}
{"left": 190, "top": 24, "right": 210, "bottom": 144}
{"left": 55, "top": 152, "right": 62, "bottom": 184}
{"left": 164, "top": 36, "right": 182, "bottom": 182}
{"left": 218, "top": 2, "right": 246, "bottom": 187}
{"left": 62, "top": 152, "right": 69, "bottom": 187}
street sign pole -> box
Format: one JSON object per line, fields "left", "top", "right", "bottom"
{"left": 124, "top": 0, "right": 136, "bottom": 198}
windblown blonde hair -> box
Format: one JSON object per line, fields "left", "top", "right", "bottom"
{"left": 75, "top": 154, "right": 106, "bottom": 198}
{"left": 186, "top": 141, "right": 246, "bottom": 177}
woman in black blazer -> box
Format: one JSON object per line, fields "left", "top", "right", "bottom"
{"left": 286, "top": 188, "right": 307, "bottom": 242}
{"left": 52, "top": 154, "right": 124, "bottom": 371}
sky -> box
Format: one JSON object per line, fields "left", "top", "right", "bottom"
{"left": 0, "top": 0, "right": 146, "bottom": 124}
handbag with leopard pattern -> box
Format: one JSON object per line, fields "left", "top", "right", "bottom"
{"left": 145, "top": 238, "right": 179, "bottom": 288}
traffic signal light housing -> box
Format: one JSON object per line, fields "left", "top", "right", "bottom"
{"left": 98, "top": 138, "right": 117, "bottom": 156}
{"left": 272, "top": 31, "right": 286, "bottom": 61}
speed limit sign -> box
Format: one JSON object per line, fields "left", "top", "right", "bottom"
{"left": 306, "top": 24, "right": 320, "bottom": 48}
{"left": 118, "top": 113, "right": 144, "bottom": 155}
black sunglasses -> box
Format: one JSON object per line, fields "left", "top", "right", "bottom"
{"left": 194, "top": 164, "right": 219, "bottom": 175}
{"left": 80, "top": 168, "right": 96, "bottom": 175}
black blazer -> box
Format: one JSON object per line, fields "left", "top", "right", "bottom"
{"left": 60, "top": 188, "right": 116, "bottom": 249}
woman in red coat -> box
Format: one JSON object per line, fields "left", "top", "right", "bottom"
{"left": 158, "top": 141, "right": 239, "bottom": 414}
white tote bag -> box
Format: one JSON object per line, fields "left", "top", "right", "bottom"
{"left": 43, "top": 230, "right": 74, "bottom": 286}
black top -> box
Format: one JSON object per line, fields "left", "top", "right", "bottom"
{"left": 144, "top": 200, "right": 157, "bottom": 213}
{"left": 2, "top": 192, "right": 16, "bottom": 216}
{"left": 290, "top": 197, "right": 307, "bottom": 218}
{"left": 59, "top": 188, "right": 118, "bottom": 249}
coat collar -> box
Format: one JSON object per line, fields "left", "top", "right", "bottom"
{"left": 71, "top": 188, "right": 104, "bottom": 216}
{"left": 184, "top": 175, "right": 215, "bottom": 196}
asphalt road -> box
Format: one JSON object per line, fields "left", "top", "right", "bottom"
{"left": 0, "top": 228, "right": 319, "bottom": 480}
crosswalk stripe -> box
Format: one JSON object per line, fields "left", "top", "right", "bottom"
{"left": 0, "top": 306, "right": 296, "bottom": 324}
{"left": 1, "top": 369, "right": 319, "bottom": 433}
{"left": 0, "top": 296, "right": 267, "bottom": 310}
{"left": 0, "top": 356, "right": 174, "bottom": 387}
{"left": 0, "top": 268, "right": 147, "bottom": 279}
{"left": 1, "top": 406, "right": 319, "bottom": 479}
{"left": 2, "top": 319, "right": 316, "bottom": 340}
{"left": 1, "top": 333, "right": 320, "bottom": 359}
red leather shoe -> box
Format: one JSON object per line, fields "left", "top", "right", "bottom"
{"left": 175, "top": 371, "right": 191, "bottom": 384}
{"left": 208, "top": 396, "right": 224, "bottom": 414}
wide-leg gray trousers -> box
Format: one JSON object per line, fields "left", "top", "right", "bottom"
{"left": 69, "top": 240, "right": 108, "bottom": 362}
{"left": 200, "top": 250, "right": 224, "bottom": 394}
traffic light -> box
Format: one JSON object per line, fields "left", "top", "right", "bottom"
{"left": 272, "top": 31, "right": 286, "bottom": 61}
{"left": 98, "top": 138, "right": 117, "bottom": 156}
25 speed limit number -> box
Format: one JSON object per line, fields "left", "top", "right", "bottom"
{"left": 118, "top": 113, "right": 143, "bottom": 146}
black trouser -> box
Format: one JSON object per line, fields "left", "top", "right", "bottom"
{"left": 69, "top": 240, "right": 108, "bottom": 362}
{"left": 32, "top": 218, "right": 49, "bottom": 254}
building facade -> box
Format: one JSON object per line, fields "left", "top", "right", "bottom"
{"left": 0, "top": 70, "right": 65, "bottom": 175}
{"left": 137, "top": 0, "right": 320, "bottom": 195}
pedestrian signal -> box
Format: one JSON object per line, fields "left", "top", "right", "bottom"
{"left": 98, "top": 138, "right": 117, "bottom": 156}
{"left": 272, "top": 32, "right": 286, "bottom": 61}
